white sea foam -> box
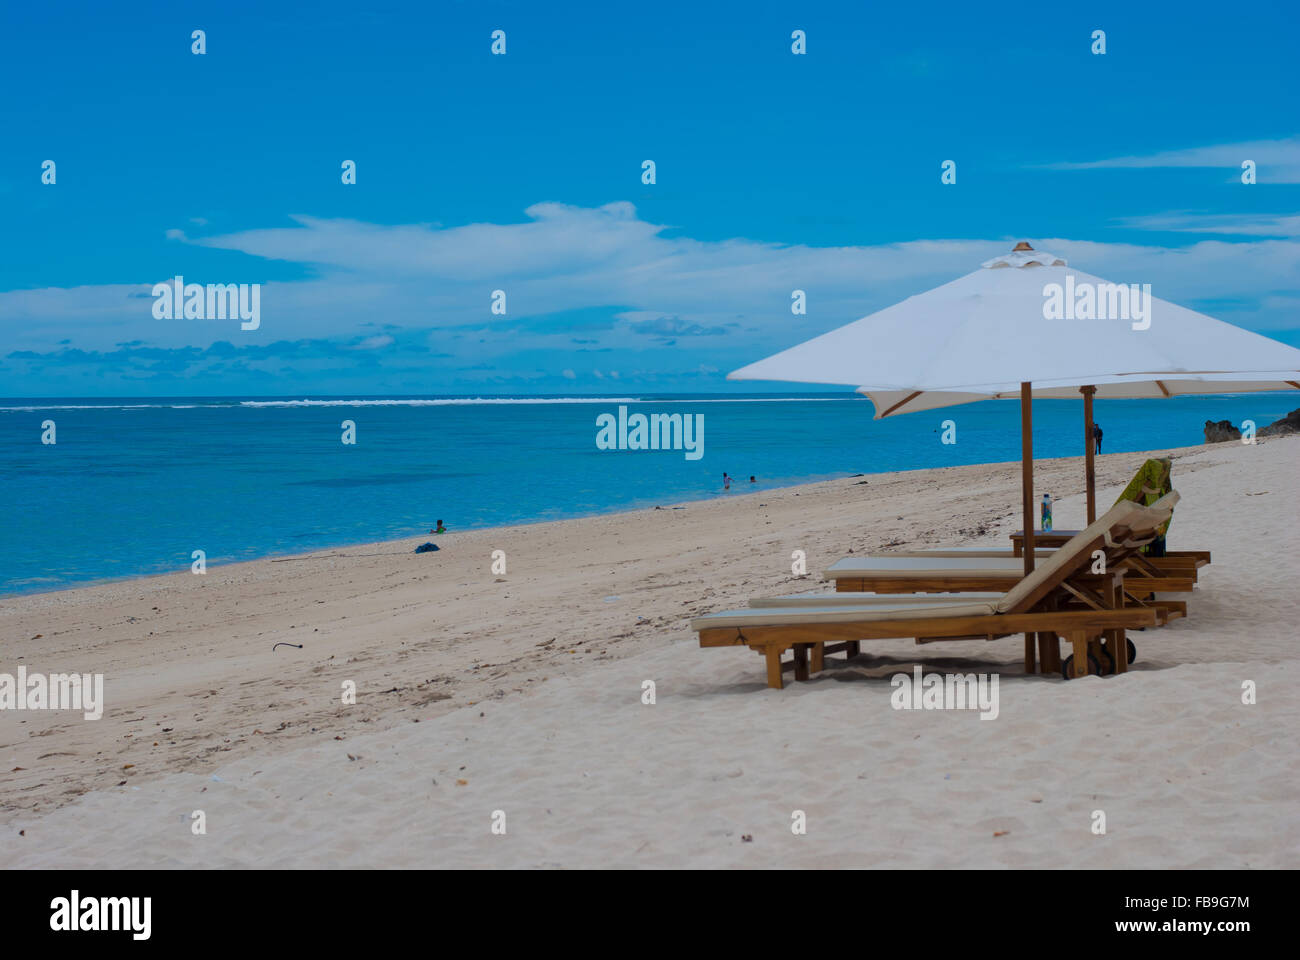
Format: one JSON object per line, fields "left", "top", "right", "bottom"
{"left": 631, "top": 397, "right": 858, "bottom": 403}
{"left": 238, "top": 398, "right": 646, "bottom": 407}
{"left": 236, "top": 397, "right": 856, "bottom": 407}
{"left": 0, "top": 396, "right": 860, "bottom": 413}
{"left": 0, "top": 404, "right": 207, "bottom": 412}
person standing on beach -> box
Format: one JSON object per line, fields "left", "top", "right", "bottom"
{"left": 1093, "top": 423, "right": 1103, "bottom": 454}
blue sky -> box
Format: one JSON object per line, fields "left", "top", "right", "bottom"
{"left": 2, "top": 0, "right": 1299, "bottom": 396}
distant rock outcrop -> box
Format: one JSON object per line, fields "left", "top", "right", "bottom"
{"left": 1204, "top": 419, "right": 1241, "bottom": 443}
{"left": 1259, "top": 407, "right": 1300, "bottom": 438}
{"left": 1204, "top": 408, "right": 1300, "bottom": 442}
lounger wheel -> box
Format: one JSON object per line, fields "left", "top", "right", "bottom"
{"left": 1097, "top": 638, "right": 1138, "bottom": 674}
{"left": 1060, "top": 653, "right": 1102, "bottom": 680}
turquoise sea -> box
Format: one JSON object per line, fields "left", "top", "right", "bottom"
{"left": 1, "top": 392, "right": 1292, "bottom": 595}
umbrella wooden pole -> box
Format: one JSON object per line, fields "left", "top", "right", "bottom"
{"left": 1020, "top": 382, "right": 1036, "bottom": 673}
{"left": 1020, "top": 382, "right": 1035, "bottom": 571}
{"left": 1082, "top": 385, "right": 1097, "bottom": 524}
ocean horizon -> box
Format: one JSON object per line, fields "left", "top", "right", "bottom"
{"left": 2, "top": 391, "right": 1291, "bottom": 597}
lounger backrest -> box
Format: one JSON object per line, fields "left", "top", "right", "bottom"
{"left": 994, "top": 499, "right": 1154, "bottom": 614}
{"left": 1147, "top": 490, "right": 1180, "bottom": 514}
{"left": 1116, "top": 462, "right": 1176, "bottom": 536}
{"left": 1108, "top": 489, "right": 1175, "bottom": 555}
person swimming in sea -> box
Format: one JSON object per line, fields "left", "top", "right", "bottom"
{"left": 430, "top": 519, "right": 447, "bottom": 534}
{"left": 723, "top": 473, "right": 731, "bottom": 490}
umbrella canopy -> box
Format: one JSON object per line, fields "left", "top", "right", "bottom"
{"left": 728, "top": 242, "right": 1300, "bottom": 582}
{"left": 730, "top": 244, "right": 1300, "bottom": 395}
{"left": 860, "top": 372, "right": 1300, "bottom": 420}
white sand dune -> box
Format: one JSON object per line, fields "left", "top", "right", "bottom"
{"left": 3, "top": 438, "right": 1297, "bottom": 868}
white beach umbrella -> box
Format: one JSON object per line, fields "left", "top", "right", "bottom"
{"left": 729, "top": 242, "right": 1300, "bottom": 555}
{"left": 861, "top": 371, "right": 1300, "bottom": 418}
{"left": 732, "top": 243, "right": 1300, "bottom": 391}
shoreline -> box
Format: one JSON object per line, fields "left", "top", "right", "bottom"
{"left": 0, "top": 440, "right": 1238, "bottom": 602}
{"left": 0, "top": 466, "right": 852, "bottom": 602}
{"left": 4, "top": 435, "right": 1298, "bottom": 867}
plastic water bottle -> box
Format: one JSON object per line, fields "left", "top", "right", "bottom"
{"left": 1041, "top": 493, "right": 1053, "bottom": 531}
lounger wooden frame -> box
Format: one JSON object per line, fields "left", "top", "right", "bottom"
{"left": 1009, "top": 529, "right": 1211, "bottom": 566}
{"left": 832, "top": 572, "right": 1195, "bottom": 599}
{"left": 829, "top": 527, "right": 1198, "bottom": 600}
{"left": 890, "top": 545, "right": 1205, "bottom": 581}
{"left": 831, "top": 518, "right": 1187, "bottom": 674}
{"left": 696, "top": 605, "right": 1160, "bottom": 689}
{"left": 693, "top": 508, "right": 1175, "bottom": 689}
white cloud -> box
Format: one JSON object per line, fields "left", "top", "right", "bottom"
{"left": 1117, "top": 212, "right": 1300, "bottom": 238}
{"left": 4, "top": 203, "right": 1300, "bottom": 361}
{"left": 1042, "top": 136, "right": 1300, "bottom": 183}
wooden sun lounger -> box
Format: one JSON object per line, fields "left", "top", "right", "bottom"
{"left": 694, "top": 509, "right": 1169, "bottom": 688}
{"left": 825, "top": 501, "right": 1195, "bottom": 601}
{"left": 825, "top": 557, "right": 1194, "bottom": 599}
{"left": 865, "top": 493, "right": 1203, "bottom": 588}
{"left": 880, "top": 546, "right": 1059, "bottom": 558}
{"left": 874, "top": 547, "right": 1202, "bottom": 584}
{"left": 883, "top": 544, "right": 1197, "bottom": 565}
{"left": 753, "top": 589, "right": 1184, "bottom": 626}
{"left": 1009, "top": 531, "right": 1210, "bottom": 567}
{"left": 1008, "top": 492, "right": 1211, "bottom": 567}
{"left": 694, "top": 602, "right": 1159, "bottom": 690}
{"left": 750, "top": 591, "right": 1006, "bottom": 606}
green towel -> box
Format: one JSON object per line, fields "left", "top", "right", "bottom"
{"left": 1113, "top": 457, "right": 1173, "bottom": 538}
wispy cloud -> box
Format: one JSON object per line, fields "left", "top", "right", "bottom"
{"left": 622, "top": 313, "right": 729, "bottom": 339}
{"left": 353, "top": 334, "right": 395, "bottom": 350}
{"left": 1118, "top": 212, "right": 1300, "bottom": 238}
{"left": 4, "top": 202, "right": 1300, "bottom": 390}
{"left": 1041, "top": 137, "right": 1300, "bottom": 183}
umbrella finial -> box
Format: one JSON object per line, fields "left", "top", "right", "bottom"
{"left": 982, "top": 243, "right": 1065, "bottom": 268}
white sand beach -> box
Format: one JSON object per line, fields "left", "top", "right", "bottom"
{"left": 2, "top": 437, "right": 1298, "bottom": 868}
